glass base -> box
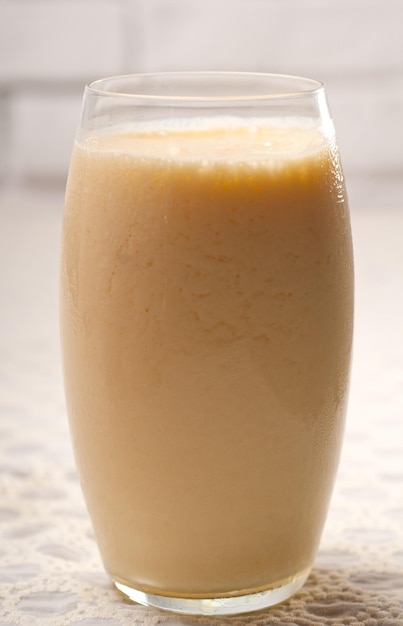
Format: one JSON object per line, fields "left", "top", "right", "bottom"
{"left": 114, "top": 566, "right": 311, "bottom": 616}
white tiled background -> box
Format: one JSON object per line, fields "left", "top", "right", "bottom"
{"left": 0, "top": 0, "right": 402, "bottom": 208}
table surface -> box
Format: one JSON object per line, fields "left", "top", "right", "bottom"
{"left": 1, "top": 189, "right": 402, "bottom": 625}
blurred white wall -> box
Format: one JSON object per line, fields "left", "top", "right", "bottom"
{"left": 0, "top": 0, "right": 402, "bottom": 208}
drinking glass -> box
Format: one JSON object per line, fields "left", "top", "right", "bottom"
{"left": 60, "top": 72, "right": 354, "bottom": 615}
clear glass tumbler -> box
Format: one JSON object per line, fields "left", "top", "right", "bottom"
{"left": 60, "top": 72, "right": 354, "bottom": 615}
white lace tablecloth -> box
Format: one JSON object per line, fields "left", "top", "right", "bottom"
{"left": 1, "top": 190, "right": 402, "bottom": 625}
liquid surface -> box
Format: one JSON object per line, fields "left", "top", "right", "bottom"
{"left": 61, "top": 120, "right": 353, "bottom": 596}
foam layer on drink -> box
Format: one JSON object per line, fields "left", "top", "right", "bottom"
{"left": 80, "top": 116, "right": 331, "bottom": 161}
{"left": 61, "top": 119, "right": 353, "bottom": 596}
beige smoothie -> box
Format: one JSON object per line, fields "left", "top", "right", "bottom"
{"left": 60, "top": 119, "right": 353, "bottom": 597}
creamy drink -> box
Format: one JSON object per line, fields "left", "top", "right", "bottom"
{"left": 60, "top": 73, "right": 353, "bottom": 615}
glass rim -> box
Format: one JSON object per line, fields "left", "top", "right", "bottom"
{"left": 86, "top": 71, "right": 325, "bottom": 102}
